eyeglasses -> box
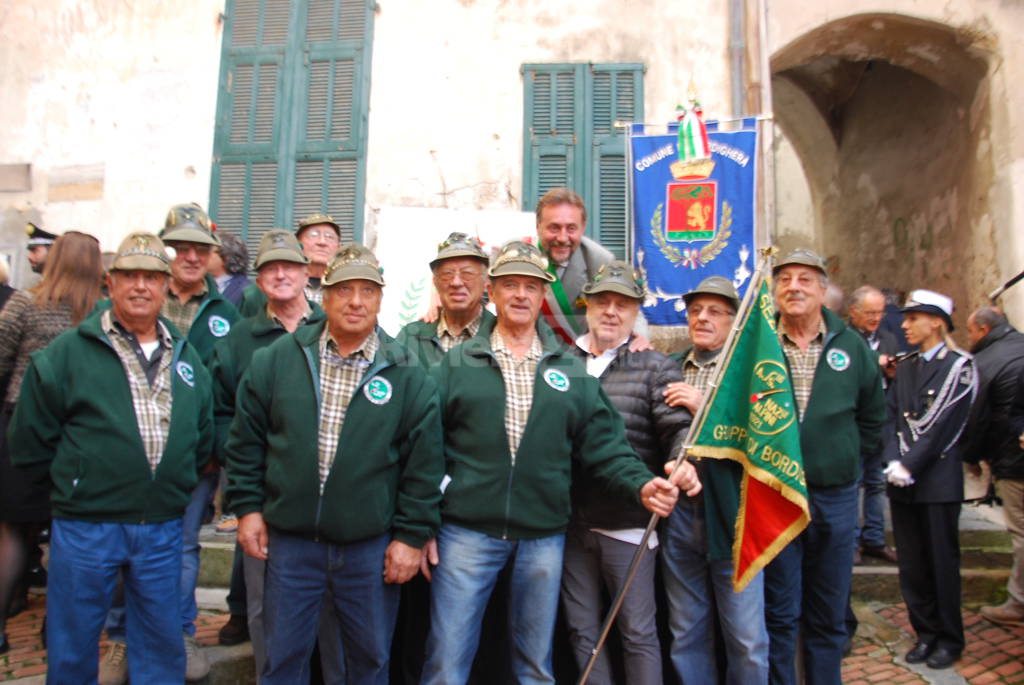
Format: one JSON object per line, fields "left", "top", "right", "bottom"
{"left": 302, "top": 229, "right": 339, "bottom": 243}
{"left": 168, "top": 242, "right": 213, "bottom": 256}
{"left": 687, "top": 304, "right": 734, "bottom": 318}
{"left": 436, "top": 268, "right": 483, "bottom": 283}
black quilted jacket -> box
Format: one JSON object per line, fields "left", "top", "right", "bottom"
{"left": 570, "top": 340, "right": 693, "bottom": 529}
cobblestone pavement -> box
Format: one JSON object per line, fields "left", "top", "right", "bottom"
{"left": 2, "top": 592, "right": 1022, "bottom": 682}
{"left": 0, "top": 591, "right": 229, "bottom": 681}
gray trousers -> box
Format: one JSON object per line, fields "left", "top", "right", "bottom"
{"left": 244, "top": 554, "right": 346, "bottom": 683}
{"left": 560, "top": 524, "right": 662, "bottom": 685}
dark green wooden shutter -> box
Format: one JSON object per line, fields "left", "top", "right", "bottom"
{"left": 589, "top": 65, "right": 643, "bottom": 259}
{"left": 522, "top": 65, "right": 584, "bottom": 214}
{"left": 210, "top": 0, "right": 373, "bottom": 256}
{"left": 522, "top": 63, "right": 643, "bottom": 259}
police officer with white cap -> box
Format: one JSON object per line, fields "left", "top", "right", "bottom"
{"left": 885, "top": 289, "right": 977, "bottom": 670}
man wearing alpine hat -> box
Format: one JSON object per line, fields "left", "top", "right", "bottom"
{"left": 150, "top": 202, "right": 240, "bottom": 679}
{"left": 210, "top": 229, "right": 325, "bottom": 673}
{"left": 885, "top": 289, "right": 977, "bottom": 670}
{"left": 420, "top": 241, "right": 686, "bottom": 684}
{"left": 662, "top": 275, "right": 771, "bottom": 684}
{"left": 398, "top": 232, "right": 494, "bottom": 367}
{"left": 226, "top": 242, "right": 443, "bottom": 683}
{"left": 764, "top": 248, "right": 885, "bottom": 685}
{"left": 158, "top": 202, "right": 239, "bottom": 364}
{"left": 9, "top": 231, "right": 213, "bottom": 683}
{"left": 561, "top": 259, "right": 701, "bottom": 684}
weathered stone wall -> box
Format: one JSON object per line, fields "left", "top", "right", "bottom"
{"left": 769, "top": 2, "right": 1024, "bottom": 329}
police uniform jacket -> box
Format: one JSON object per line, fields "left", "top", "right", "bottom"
{"left": 884, "top": 344, "right": 977, "bottom": 504}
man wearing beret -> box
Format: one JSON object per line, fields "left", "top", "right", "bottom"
{"left": 398, "top": 232, "right": 494, "bottom": 367}
{"left": 9, "top": 232, "right": 213, "bottom": 683}
{"left": 210, "top": 229, "right": 324, "bottom": 672}
{"left": 764, "top": 249, "right": 885, "bottom": 685}
{"left": 420, "top": 241, "right": 685, "bottom": 684}
{"left": 226, "top": 243, "right": 443, "bottom": 683}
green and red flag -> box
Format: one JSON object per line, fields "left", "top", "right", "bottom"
{"left": 688, "top": 274, "right": 809, "bottom": 591}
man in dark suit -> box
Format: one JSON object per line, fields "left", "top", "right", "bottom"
{"left": 848, "top": 286, "right": 899, "bottom": 562}
{"left": 884, "top": 289, "right": 977, "bottom": 670}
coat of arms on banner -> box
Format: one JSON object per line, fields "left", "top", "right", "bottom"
{"left": 650, "top": 97, "right": 732, "bottom": 271}
{"left": 630, "top": 96, "right": 759, "bottom": 326}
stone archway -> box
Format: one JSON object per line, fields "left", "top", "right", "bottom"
{"left": 770, "top": 13, "right": 994, "bottom": 328}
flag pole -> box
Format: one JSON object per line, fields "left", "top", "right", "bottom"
{"left": 577, "top": 250, "right": 774, "bottom": 685}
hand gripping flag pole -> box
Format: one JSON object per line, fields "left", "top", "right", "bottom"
{"left": 578, "top": 249, "right": 782, "bottom": 685}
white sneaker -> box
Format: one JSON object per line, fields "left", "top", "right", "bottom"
{"left": 98, "top": 641, "right": 128, "bottom": 685}
{"left": 184, "top": 632, "right": 211, "bottom": 681}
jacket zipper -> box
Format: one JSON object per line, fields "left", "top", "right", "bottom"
{"left": 497, "top": 347, "right": 556, "bottom": 540}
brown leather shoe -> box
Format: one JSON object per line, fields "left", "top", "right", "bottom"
{"left": 861, "top": 545, "right": 898, "bottom": 564}
{"left": 980, "top": 600, "right": 1024, "bottom": 626}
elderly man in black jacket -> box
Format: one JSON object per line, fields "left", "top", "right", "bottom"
{"left": 561, "top": 260, "right": 701, "bottom": 685}
{"left": 965, "top": 306, "right": 1024, "bottom": 626}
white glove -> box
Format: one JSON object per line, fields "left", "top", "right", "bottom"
{"left": 884, "top": 460, "right": 914, "bottom": 487}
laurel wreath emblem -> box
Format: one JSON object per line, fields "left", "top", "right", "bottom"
{"left": 650, "top": 201, "right": 732, "bottom": 269}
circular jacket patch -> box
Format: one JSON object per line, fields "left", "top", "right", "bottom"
{"left": 543, "top": 368, "right": 571, "bottom": 392}
{"left": 826, "top": 348, "right": 851, "bottom": 372}
{"left": 176, "top": 361, "right": 196, "bottom": 387}
{"left": 208, "top": 315, "right": 231, "bottom": 338}
{"left": 363, "top": 376, "right": 393, "bottom": 405}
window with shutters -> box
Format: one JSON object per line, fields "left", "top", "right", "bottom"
{"left": 521, "top": 63, "right": 644, "bottom": 259}
{"left": 210, "top": 0, "right": 374, "bottom": 258}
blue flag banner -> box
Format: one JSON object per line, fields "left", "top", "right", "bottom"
{"left": 631, "top": 121, "right": 759, "bottom": 326}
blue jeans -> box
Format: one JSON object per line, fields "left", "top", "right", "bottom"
{"left": 662, "top": 500, "right": 768, "bottom": 685}
{"left": 47, "top": 518, "right": 183, "bottom": 685}
{"left": 856, "top": 451, "right": 887, "bottom": 548}
{"left": 765, "top": 482, "right": 857, "bottom": 685}
{"left": 104, "top": 469, "right": 218, "bottom": 641}
{"left": 421, "top": 523, "right": 565, "bottom": 685}
{"left": 262, "top": 529, "right": 397, "bottom": 684}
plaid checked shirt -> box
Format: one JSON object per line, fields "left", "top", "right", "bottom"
{"left": 436, "top": 310, "right": 483, "bottom": 354}
{"left": 491, "top": 329, "right": 543, "bottom": 465}
{"left": 778, "top": 317, "right": 826, "bottom": 420}
{"left": 305, "top": 282, "right": 324, "bottom": 306}
{"left": 162, "top": 280, "right": 208, "bottom": 336}
{"left": 102, "top": 310, "right": 173, "bottom": 473}
{"left": 317, "top": 327, "right": 378, "bottom": 487}
{"left": 682, "top": 348, "right": 720, "bottom": 395}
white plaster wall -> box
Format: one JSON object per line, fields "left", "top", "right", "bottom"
{"left": 0, "top": 0, "right": 225, "bottom": 253}
{"left": 365, "top": 0, "right": 735, "bottom": 214}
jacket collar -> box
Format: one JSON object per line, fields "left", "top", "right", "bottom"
{"left": 465, "top": 314, "right": 567, "bottom": 359}
{"left": 292, "top": 319, "right": 412, "bottom": 366}
{"left": 79, "top": 307, "right": 184, "bottom": 346}
{"left": 972, "top": 322, "right": 1017, "bottom": 355}
{"left": 250, "top": 300, "right": 325, "bottom": 336}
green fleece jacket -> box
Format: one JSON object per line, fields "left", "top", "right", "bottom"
{"left": 224, "top": 322, "right": 443, "bottom": 548}
{"left": 788, "top": 307, "right": 886, "bottom": 487}
{"left": 177, "top": 275, "right": 240, "bottom": 365}
{"left": 209, "top": 301, "right": 325, "bottom": 464}
{"left": 396, "top": 309, "right": 496, "bottom": 367}
{"left": 435, "top": 316, "right": 655, "bottom": 540}
{"left": 8, "top": 311, "right": 213, "bottom": 523}
{"left": 95, "top": 274, "right": 238, "bottom": 366}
